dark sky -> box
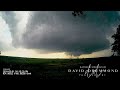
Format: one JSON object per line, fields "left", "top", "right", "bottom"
{"left": 0, "top": 11, "right": 120, "bottom": 57}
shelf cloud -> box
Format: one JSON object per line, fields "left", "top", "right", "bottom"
{"left": 0, "top": 11, "right": 120, "bottom": 56}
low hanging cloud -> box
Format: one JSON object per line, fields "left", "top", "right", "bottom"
{"left": 21, "top": 11, "right": 120, "bottom": 56}
{"left": 1, "top": 11, "right": 120, "bottom": 56}
{"left": 0, "top": 14, "right": 13, "bottom": 51}
{"left": 1, "top": 11, "right": 30, "bottom": 48}
{"left": 1, "top": 12, "right": 19, "bottom": 47}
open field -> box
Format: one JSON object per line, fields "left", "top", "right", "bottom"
{"left": 0, "top": 55, "right": 120, "bottom": 80}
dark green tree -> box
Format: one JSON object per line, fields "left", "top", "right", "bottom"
{"left": 111, "top": 24, "right": 120, "bottom": 56}
{"left": 72, "top": 11, "right": 83, "bottom": 16}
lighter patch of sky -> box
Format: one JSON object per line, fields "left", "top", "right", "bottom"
{"left": 2, "top": 47, "right": 69, "bottom": 58}
{"left": 0, "top": 15, "right": 12, "bottom": 48}
{"left": 13, "top": 11, "right": 30, "bottom": 43}
{"left": 79, "top": 49, "right": 112, "bottom": 58}
{"left": 2, "top": 47, "right": 112, "bottom": 58}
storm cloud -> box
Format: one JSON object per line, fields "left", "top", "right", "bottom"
{"left": 1, "top": 11, "right": 29, "bottom": 48}
{"left": 0, "top": 11, "right": 120, "bottom": 56}
{"left": 20, "top": 11, "right": 120, "bottom": 56}
{"left": 1, "top": 12, "right": 19, "bottom": 47}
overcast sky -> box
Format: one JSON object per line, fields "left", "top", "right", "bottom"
{"left": 0, "top": 11, "right": 120, "bottom": 58}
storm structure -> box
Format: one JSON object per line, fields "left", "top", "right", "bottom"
{"left": 0, "top": 11, "right": 120, "bottom": 58}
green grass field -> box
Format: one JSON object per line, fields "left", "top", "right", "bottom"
{"left": 0, "top": 55, "right": 120, "bottom": 80}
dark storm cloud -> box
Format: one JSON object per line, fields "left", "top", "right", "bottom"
{"left": 21, "top": 11, "right": 120, "bottom": 56}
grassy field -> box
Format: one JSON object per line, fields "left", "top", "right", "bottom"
{"left": 0, "top": 55, "right": 120, "bottom": 80}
